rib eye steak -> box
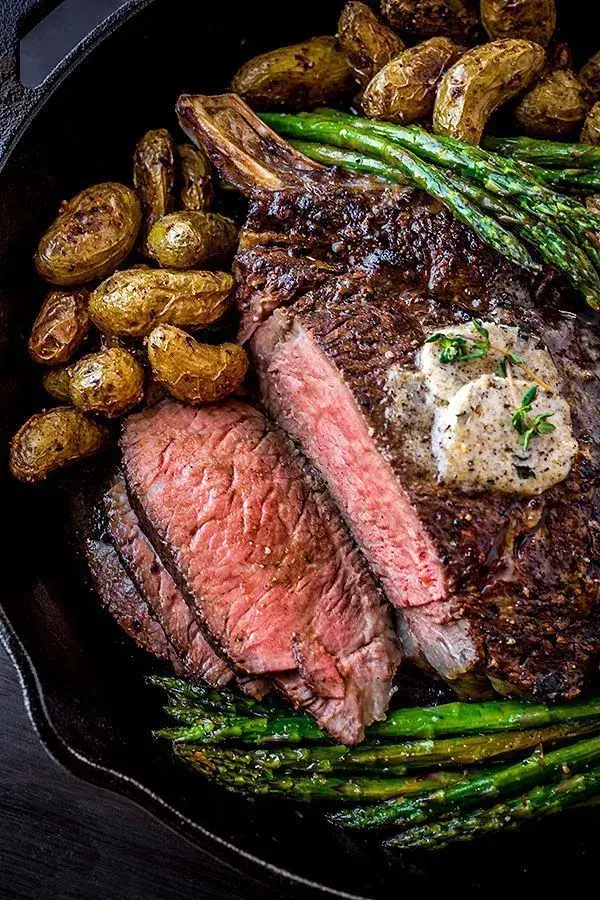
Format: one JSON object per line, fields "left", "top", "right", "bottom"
{"left": 178, "top": 93, "right": 600, "bottom": 702}
{"left": 121, "top": 399, "right": 400, "bottom": 744}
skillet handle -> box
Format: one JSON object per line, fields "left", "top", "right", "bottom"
{"left": 0, "top": 0, "right": 150, "bottom": 168}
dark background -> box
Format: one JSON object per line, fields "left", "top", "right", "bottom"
{"left": 1, "top": 2, "right": 286, "bottom": 897}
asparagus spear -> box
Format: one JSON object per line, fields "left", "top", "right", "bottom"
{"left": 176, "top": 721, "right": 600, "bottom": 775}
{"left": 482, "top": 135, "right": 600, "bottom": 169}
{"left": 175, "top": 743, "right": 465, "bottom": 800}
{"left": 384, "top": 767, "right": 600, "bottom": 851}
{"left": 328, "top": 733, "right": 600, "bottom": 831}
{"left": 259, "top": 115, "right": 538, "bottom": 272}
{"left": 157, "top": 696, "right": 600, "bottom": 745}
{"left": 149, "top": 675, "right": 283, "bottom": 717}
{"left": 523, "top": 164, "right": 600, "bottom": 193}
{"left": 290, "top": 139, "right": 600, "bottom": 308}
{"left": 310, "top": 111, "right": 600, "bottom": 235}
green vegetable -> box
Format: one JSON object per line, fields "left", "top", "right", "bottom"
{"left": 425, "top": 320, "right": 490, "bottom": 364}
{"left": 328, "top": 733, "right": 600, "bottom": 831}
{"left": 384, "top": 766, "right": 600, "bottom": 851}
{"left": 511, "top": 384, "right": 556, "bottom": 451}
{"left": 482, "top": 135, "right": 600, "bottom": 169}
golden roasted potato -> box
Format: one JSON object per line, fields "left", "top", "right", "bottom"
{"left": 133, "top": 128, "right": 176, "bottom": 246}
{"left": 231, "top": 36, "right": 354, "bottom": 109}
{"left": 9, "top": 408, "right": 109, "bottom": 483}
{"left": 586, "top": 195, "right": 600, "bottom": 215}
{"left": 147, "top": 325, "right": 249, "bottom": 404}
{"left": 35, "top": 183, "right": 141, "bottom": 286}
{"left": 480, "top": 0, "right": 556, "bottom": 46}
{"left": 362, "top": 37, "right": 463, "bottom": 124}
{"left": 581, "top": 102, "right": 600, "bottom": 145}
{"left": 337, "top": 1, "right": 405, "bottom": 87}
{"left": 146, "top": 212, "right": 238, "bottom": 269}
{"left": 89, "top": 268, "right": 232, "bottom": 339}
{"left": 42, "top": 366, "right": 72, "bottom": 402}
{"left": 178, "top": 144, "right": 214, "bottom": 212}
{"left": 68, "top": 347, "right": 145, "bottom": 418}
{"left": 514, "top": 70, "right": 588, "bottom": 138}
{"left": 381, "top": 0, "right": 479, "bottom": 44}
{"left": 580, "top": 52, "right": 600, "bottom": 104}
{"left": 28, "top": 287, "right": 90, "bottom": 365}
{"left": 433, "top": 39, "right": 546, "bottom": 144}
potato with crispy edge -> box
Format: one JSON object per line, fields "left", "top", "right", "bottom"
{"left": 579, "top": 51, "right": 600, "bottom": 104}
{"left": 231, "top": 36, "right": 354, "bottom": 109}
{"left": 89, "top": 268, "right": 232, "bottom": 339}
{"left": 146, "top": 212, "right": 238, "bottom": 269}
{"left": 480, "top": 0, "right": 556, "bottom": 46}
{"left": 68, "top": 347, "right": 145, "bottom": 418}
{"left": 133, "top": 128, "right": 176, "bottom": 246}
{"left": 433, "top": 39, "right": 545, "bottom": 144}
{"left": 9, "top": 408, "right": 109, "bottom": 483}
{"left": 42, "top": 366, "right": 72, "bottom": 402}
{"left": 28, "top": 287, "right": 90, "bottom": 365}
{"left": 35, "top": 183, "right": 141, "bottom": 286}
{"left": 381, "top": 0, "right": 479, "bottom": 44}
{"left": 581, "top": 102, "right": 600, "bottom": 145}
{"left": 178, "top": 144, "right": 214, "bottom": 212}
{"left": 337, "top": 1, "right": 405, "bottom": 88}
{"left": 362, "top": 37, "right": 463, "bottom": 124}
{"left": 514, "top": 70, "right": 588, "bottom": 138}
{"left": 147, "top": 325, "right": 248, "bottom": 404}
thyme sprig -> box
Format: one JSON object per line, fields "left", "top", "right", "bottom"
{"left": 511, "top": 384, "right": 556, "bottom": 451}
{"left": 425, "top": 320, "right": 554, "bottom": 394}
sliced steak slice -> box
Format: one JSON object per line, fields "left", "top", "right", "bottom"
{"left": 85, "top": 538, "right": 182, "bottom": 670}
{"left": 104, "top": 478, "right": 234, "bottom": 689}
{"left": 179, "top": 95, "right": 600, "bottom": 702}
{"left": 121, "top": 399, "right": 400, "bottom": 744}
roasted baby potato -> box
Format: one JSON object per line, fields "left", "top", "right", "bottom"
{"left": 28, "top": 287, "right": 90, "bottom": 365}
{"left": 381, "top": 0, "right": 479, "bottom": 44}
{"left": 35, "top": 183, "right": 141, "bottom": 286}
{"left": 133, "top": 128, "right": 176, "bottom": 246}
{"left": 586, "top": 195, "right": 600, "bottom": 215}
{"left": 433, "top": 39, "right": 546, "bottom": 144}
{"left": 580, "top": 52, "right": 600, "bottom": 104}
{"left": 68, "top": 347, "right": 145, "bottom": 418}
{"left": 147, "top": 325, "right": 249, "bottom": 404}
{"left": 337, "top": 1, "right": 405, "bottom": 87}
{"left": 42, "top": 366, "right": 72, "bottom": 402}
{"left": 581, "top": 102, "right": 600, "bottom": 145}
{"left": 480, "top": 0, "right": 556, "bottom": 46}
{"left": 362, "top": 37, "right": 463, "bottom": 124}
{"left": 9, "top": 408, "right": 109, "bottom": 483}
{"left": 231, "top": 36, "right": 354, "bottom": 109}
{"left": 146, "top": 212, "right": 238, "bottom": 269}
{"left": 89, "top": 268, "right": 232, "bottom": 339}
{"left": 178, "top": 144, "right": 214, "bottom": 212}
{"left": 514, "top": 70, "right": 588, "bottom": 138}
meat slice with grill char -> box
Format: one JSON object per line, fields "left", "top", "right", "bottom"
{"left": 178, "top": 94, "right": 600, "bottom": 701}
{"left": 121, "top": 399, "right": 400, "bottom": 744}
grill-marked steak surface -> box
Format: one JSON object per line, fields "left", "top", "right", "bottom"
{"left": 121, "top": 399, "right": 400, "bottom": 744}
{"left": 178, "top": 94, "right": 600, "bottom": 702}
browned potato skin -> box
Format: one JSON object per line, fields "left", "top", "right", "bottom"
{"left": 68, "top": 347, "right": 145, "bottom": 418}
{"left": 42, "top": 366, "right": 72, "bottom": 401}
{"left": 89, "top": 268, "right": 233, "bottom": 339}
{"left": 514, "top": 70, "right": 588, "bottom": 138}
{"left": 146, "top": 212, "right": 238, "bottom": 269}
{"left": 231, "top": 36, "right": 354, "bottom": 109}
{"left": 362, "top": 37, "right": 463, "bottom": 124}
{"left": 35, "top": 183, "right": 141, "bottom": 286}
{"left": 28, "top": 288, "right": 90, "bottom": 365}
{"left": 147, "top": 325, "right": 249, "bottom": 404}
{"left": 9, "top": 408, "right": 109, "bottom": 483}
{"left": 580, "top": 52, "right": 600, "bottom": 104}
{"left": 178, "top": 144, "right": 214, "bottom": 211}
{"left": 480, "top": 0, "right": 556, "bottom": 47}
{"left": 381, "top": 0, "right": 479, "bottom": 44}
{"left": 133, "top": 129, "right": 176, "bottom": 245}
{"left": 337, "top": 1, "right": 405, "bottom": 88}
{"left": 581, "top": 102, "right": 600, "bottom": 145}
{"left": 433, "top": 39, "right": 546, "bottom": 144}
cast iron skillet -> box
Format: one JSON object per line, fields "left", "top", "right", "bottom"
{"left": 1, "top": 1, "right": 599, "bottom": 896}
